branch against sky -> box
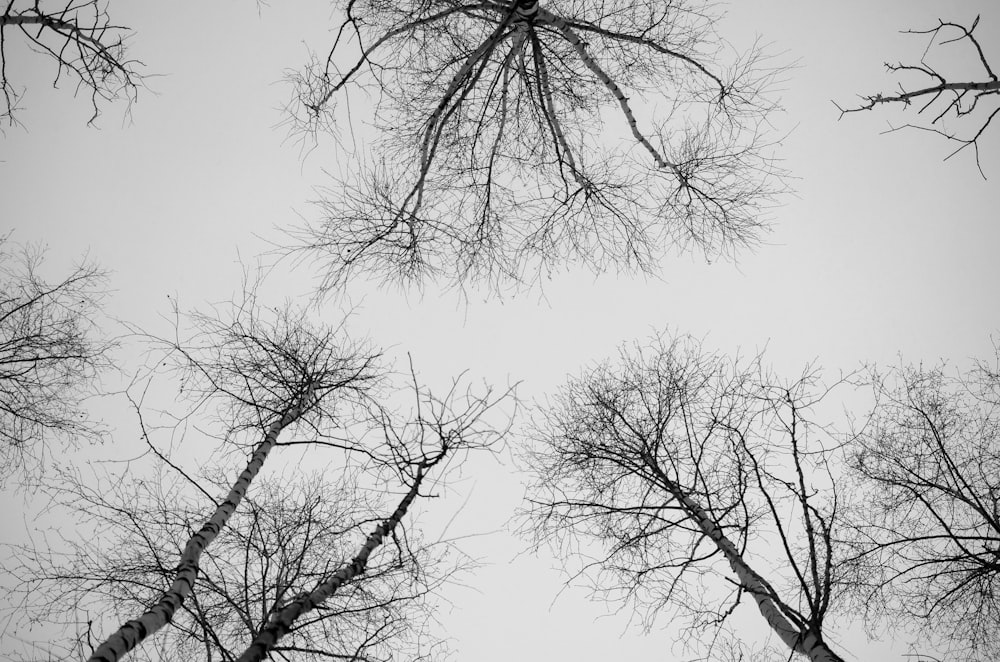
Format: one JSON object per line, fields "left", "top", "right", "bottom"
{"left": 841, "top": 350, "right": 1000, "bottom": 662}
{"left": 836, "top": 15, "right": 1000, "bottom": 176}
{"left": 0, "top": 234, "right": 113, "bottom": 485}
{"left": 285, "top": 0, "right": 785, "bottom": 292}
{"left": 0, "top": 1, "right": 142, "bottom": 127}
{"left": 521, "top": 333, "right": 847, "bottom": 662}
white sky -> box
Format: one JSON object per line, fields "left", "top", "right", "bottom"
{"left": 2, "top": 1, "right": 999, "bottom": 660}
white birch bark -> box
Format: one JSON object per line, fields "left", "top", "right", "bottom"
{"left": 234, "top": 464, "right": 429, "bottom": 662}
{"left": 87, "top": 385, "right": 315, "bottom": 662}
{"left": 671, "top": 487, "right": 846, "bottom": 662}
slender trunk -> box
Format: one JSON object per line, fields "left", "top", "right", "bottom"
{"left": 234, "top": 465, "right": 430, "bottom": 662}
{"left": 88, "top": 386, "right": 315, "bottom": 662}
{"left": 673, "top": 488, "right": 846, "bottom": 662}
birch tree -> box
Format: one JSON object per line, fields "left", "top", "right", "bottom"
{"left": 0, "top": 235, "right": 113, "bottom": 484}
{"left": 76, "top": 296, "right": 384, "bottom": 662}
{"left": 837, "top": 15, "right": 1000, "bottom": 175}
{"left": 287, "top": 0, "right": 783, "bottom": 290}
{"left": 3, "top": 294, "right": 514, "bottom": 662}
{"left": 0, "top": 1, "right": 141, "bottom": 126}
{"left": 6, "top": 469, "right": 454, "bottom": 662}
{"left": 522, "top": 333, "right": 847, "bottom": 662}
{"left": 235, "top": 373, "right": 511, "bottom": 662}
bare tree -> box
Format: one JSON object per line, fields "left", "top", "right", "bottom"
{"left": 286, "top": 0, "right": 783, "bottom": 291}
{"left": 0, "top": 0, "right": 142, "bottom": 126}
{"left": 6, "top": 467, "right": 455, "bottom": 662}
{"left": 235, "top": 371, "right": 511, "bottom": 662}
{"left": 0, "top": 235, "right": 113, "bottom": 483}
{"left": 842, "top": 350, "right": 1000, "bottom": 661}
{"left": 3, "top": 292, "right": 514, "bottom": 662}
{"left": 191, "top": 475, "right": 450, "bottom": 662}
{"left": 522, "top": 333, "right": 847, "bottom": 662}
{"left": 836, "top": 15, "right": 1000, "bottom": 175}
{"left": 77, "top": 295, "right": 385, "bottom": 662}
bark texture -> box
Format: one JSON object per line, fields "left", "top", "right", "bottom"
{"left": 662, "top": 474, "right": 845, "bottom": 662}
{"left": 87, "top": 386, "right": 315, "bottom": 662}
{"left": 234, "top": 464, "right": 429, "bottom": 662}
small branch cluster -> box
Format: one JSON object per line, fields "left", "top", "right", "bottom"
{"left": 151, "top": 290, "right": 384, "bottom": 443}
{"left": 0, "top": 0, "right": 143, "bottom": 126}
{"left": 0, "top": 235, "right": 113, "bottom": 483}
{"left": 842, "top": 353, "right": 1000, "bottom": 660}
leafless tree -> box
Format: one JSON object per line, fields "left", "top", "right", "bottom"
{"left": 217, "top": 475, "right": 451, "bottom": 662}
{"left": 2, "top": 292, "right": 514, "bottom": 662}
{"left": 5, "top": 467, "right": 455, "bottom": 662}
{"left": 842, "top": 350, "right": 1000, "bottom": 661}
{"left": 0, "top": 234, "right": 113, "bottom": 484}
{"left": 286, "top": 0, "right": 784, "bottom": 291}
{"left": 74, "top": 295, "right": 385, "bottom": 662}
{"left": 522, "top": 333, "right": 847, "bottom": 662}
{"left": 836, "top": 15, "right": 1000, "bottom": 176}
{"left": 235, "top": 370, "right": 511, "bottom": 662}
{"left": 0, "top": 0, "right": 142, "bottom": 126}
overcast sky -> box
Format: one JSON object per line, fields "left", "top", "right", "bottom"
{"left": 2, "top": 1, "right": 999, "bottom": 660}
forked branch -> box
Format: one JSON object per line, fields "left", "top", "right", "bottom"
{"left": 837, "top": 15, "right": 999, "bottom": 176}
{"left": 0, "top": 0, "right": 142, "bottom": 125}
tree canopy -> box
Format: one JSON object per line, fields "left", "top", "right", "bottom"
{"left": 1, "top": 2, "right": 997, "bottom": 662}
{"left": 288, "top": 0, "right": 784, "bottom": 290}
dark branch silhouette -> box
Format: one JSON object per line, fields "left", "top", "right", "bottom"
{"left": 286, "top": 0, "right": 785, "bottom": 291}
{"left": 0, "top": 234, "right": 113, "bottom": 484}
{"left": 836, "top": 15, "right": 1000, "bottom": 176}
{"left": 0, "top": 0, "right": 142, "bottom": 126}
{"left": 842, "top": 351, "right": 1000, "bottom": 662}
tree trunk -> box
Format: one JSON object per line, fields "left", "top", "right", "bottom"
{"left": 87, "top": 385, "right": 315, "bottom": 662}
{"left": 672, "top": 487, "right": 846, "bottom": 662}
{"left": 234, "top": 464, "right": 429, "bottom": 662}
